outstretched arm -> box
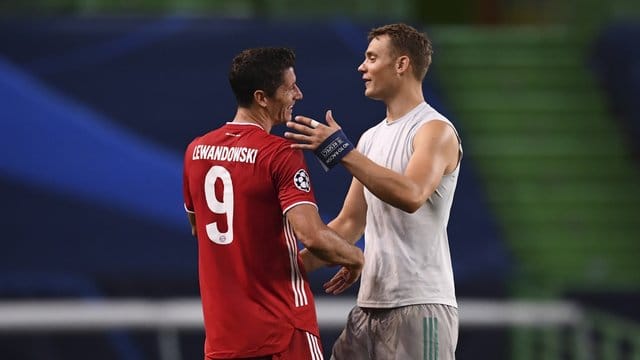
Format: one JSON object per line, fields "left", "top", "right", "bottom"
{"left": 287, "top": 203, "right": 364, "bottom": 294}
{"left": 299, "top": 176, "right": 367, "bottom": 272}
{"left": 285, "top": 110, "right": 459, "bottom": 213}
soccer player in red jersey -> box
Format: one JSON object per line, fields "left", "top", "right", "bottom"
{"left": 183, "top": 47, "right": 364, "bottom": 360}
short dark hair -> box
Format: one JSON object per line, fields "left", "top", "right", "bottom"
{"left": 229, "top": 47, "right": 296, "bottom": 107}
{"left": 368, "top": 23, "right": 433, "bottom": 81}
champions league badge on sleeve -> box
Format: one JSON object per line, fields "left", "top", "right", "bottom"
{"left": 293, "top": 169, "right": 311, "bottom": 192}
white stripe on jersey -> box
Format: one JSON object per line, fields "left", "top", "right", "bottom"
{"left": 288, "top": 221, "right": 308, "bottom": 306}
{"left": 305, "top": 332, "right": 324, "bottom": 360}
{"left": 284, "top": 218, "right": 308, "bottom": 307}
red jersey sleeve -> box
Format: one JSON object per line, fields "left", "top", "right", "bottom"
{"left": 270, "top": 144, "right": 317, "bottom": 214}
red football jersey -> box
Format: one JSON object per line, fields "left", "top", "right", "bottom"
{"left": 183, "top": 122, "right": 320, "bottom": 359}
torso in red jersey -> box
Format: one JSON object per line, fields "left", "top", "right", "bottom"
{"left": 183, "top": 122, "right": 319, "bottom": 359}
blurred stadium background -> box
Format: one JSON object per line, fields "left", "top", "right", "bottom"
{"left": 1, "top": 0, "right": 639, "bottom": 359}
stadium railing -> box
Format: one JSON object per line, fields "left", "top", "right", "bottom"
{"left": 1, "top": 298, "right": 638, "bottom": 359}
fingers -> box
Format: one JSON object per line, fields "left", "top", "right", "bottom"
{"left": 283, "top": 131, "right": 306, "bottom": 142}
{"left": 286, "top": 119, "right": 315, "bottom": 134}
{"left": 324, "top": 276, "right": 347, "bottom": 295}
{"left": 289, "top": 111, "right": 339, "bottom": 130}
{"left": 293, "top": 115, "right": 321, "bottom": 129}
{"left": 325, "top": 110, "right": 334, "bottom": 125}
{"left": 286, "top": 112, "right": 341, "bottom": 150}
{"left": 284, "top": 120, "right": 314, "bottom": 146}
{"left": 322, "top": 267, "right": 360, "bottom": 295}
{"left": 325, "top": 109, "right": 339, "bottom": 128}
{"left": 323, "top": 281, "right": 344, "bottom": 295}
{"left": 322, "top": 270, "right": 343, "bottom": 288}
{"left": 328, "top": 284, "right": 348, "bottom": 295}
{"left": 322, "top": 269, "right": 345, "bottom": 294}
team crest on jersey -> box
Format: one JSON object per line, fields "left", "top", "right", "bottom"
{"left": 294, "top": 169, "right": 311, "bottom": 192}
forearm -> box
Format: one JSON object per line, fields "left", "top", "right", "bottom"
{"left": 304, "top": 227, "right": 363, "bottom": 268}
{"left": 341, "top": 151, "right": 425, "bottom": 212}
{"left": 300, "top": 248, "right": 327, "bottom": 272}
{"left": 328, "top": 216, "right": 364, "bottom": 245}
{"left": 288, "top": 204, "right": 363, "bottom": 272}
{"left": 301, "top": 217, "right": 363, "bottom": 272}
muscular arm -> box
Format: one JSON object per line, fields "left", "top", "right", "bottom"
{"left": 300, "top": 177, "right": 367, "bottom": 271}
{"left": 342, "top": 121, "right": 458, "bottom": 213}
{"left": 286, "top": 113, "right": 460, "bottom": 213}
{"left": 328, "top": 177, "right": 367, "bottom": 243}
{"left": 286, "top": 203, "right": 364, "bottom": 272}
{"left": 343, "top": 120, "right": 459, "bottom": 213}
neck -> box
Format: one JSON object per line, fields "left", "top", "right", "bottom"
{"left": 384, "top": 82, "right": 424, "bottom": 122}
{"left": 232, "top": 107, "right": 273, "bottom": 133}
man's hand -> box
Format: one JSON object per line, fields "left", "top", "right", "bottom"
{"left": 285, "top": 110, "right": 341, "bottom": 151}
{"left": 323, "top": 265, "right": 362, "bottom": 295}
{"left": 286, "top": 110, "right": 355, "bottom": 171}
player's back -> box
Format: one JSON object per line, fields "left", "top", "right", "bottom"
{"left": 183, "top": 122, "right": 318, "bottom": 358}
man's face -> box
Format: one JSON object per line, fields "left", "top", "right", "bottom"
{"left": 357, "top": 35, "right": 398, "bottom": 100}
{"left": 269, "top": 67, "right": 303, "bottom": 124}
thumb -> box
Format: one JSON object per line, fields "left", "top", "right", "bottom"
{"left": 325, "top": 109, "right": 340, "bottom": 128}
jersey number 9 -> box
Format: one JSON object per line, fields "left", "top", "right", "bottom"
{"left": 204, "top": 165, "right": 234, "bottom": 245}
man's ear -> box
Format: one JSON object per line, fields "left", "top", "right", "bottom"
{"left": 396, "top": 55, "right": 410, "bottom": 75}
{"left": 254, "top": 90, "right": 268, "bottom": 107}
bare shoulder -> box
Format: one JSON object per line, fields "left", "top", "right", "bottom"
{"left": 415, "top": 119, "right": 458, "bottom": 145}
{"left": 414, "top": 119, "right": 460, "bottom": 173}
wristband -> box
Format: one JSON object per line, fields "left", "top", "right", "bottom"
{"left": 313, "top": 129, "right": 354, "bottom": 171}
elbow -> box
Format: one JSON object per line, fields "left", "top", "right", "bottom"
{"left": 289, "top": 210, "right": 328, "bottom": 251}
{"left": 387, "top": 197, "right": 421, "bottom": 213}
{"left": 386, "top": 184, "right": 430, "bottom": 213}
{"left": 299, "top": 228, "right": 335, "bottom": 255}
{"left": 398, "top": 185, "right": 435, "bottom": 213}
{"left": 396, "top": 192, "right": 427, "bottom": 213}
{"left": 298, "top": 237, "right": 317, "bottom": 251}
{"left": 296, "top": 229, "right": 322, "bottom": 250}
{"left": 399, "top": 201, "right": 422, "bottom": 214}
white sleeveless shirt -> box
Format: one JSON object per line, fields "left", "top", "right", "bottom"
{"left": 356, "top": 102, "right": 461, "bottom": 308}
